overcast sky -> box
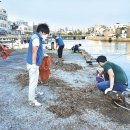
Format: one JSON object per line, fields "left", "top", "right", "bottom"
{"left": 1, "top": 0, "right": 130, "bottom": 29}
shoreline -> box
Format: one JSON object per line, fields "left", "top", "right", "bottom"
{"left": 86, "top": 36, "right": 130, "bottom": 42}
{"left": 0, "top": 50, "right": 130, "bottom": 130}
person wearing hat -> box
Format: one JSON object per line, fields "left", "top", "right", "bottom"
{"left": 96, "top": 55, "right": 128, "bottom": 94}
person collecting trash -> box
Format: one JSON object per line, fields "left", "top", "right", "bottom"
{"left": 26, "top": 23, "right": 50, "bottom": 107}
{"left": 96, "top": 55, "right": 129, "bottom": 95}
{"left": 71, "top": 43, "right": 82, "bottom": 53}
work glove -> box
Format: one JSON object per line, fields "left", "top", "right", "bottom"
{"left": 105, "top": 88, "right": 112, "bottom": 94}
{"left": 44, "top": 53, "right": 48, "bottom": 57}
{"left": 30, "top": 64, "right": 37, "bottom": 73}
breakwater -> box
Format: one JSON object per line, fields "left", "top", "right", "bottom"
{"left": 86, "top": 36, "right": 130, "bottom": 42}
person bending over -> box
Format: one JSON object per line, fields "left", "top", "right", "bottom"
{"left": 72, "top": 44, "right": 82, "bottom": 53}
{"left": 53, "top": 35, "right": 64, "bottom": 58}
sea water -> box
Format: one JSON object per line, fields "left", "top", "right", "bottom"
{"left": 64, "top": 39, "right": 130, "bottom": 87}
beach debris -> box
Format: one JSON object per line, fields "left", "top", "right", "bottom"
{"left": 47, "top": 53, "right": 83, "bottom": 71}
{"left": 15, "top": 71, "right": 69, "bottom": 89}
{"left": 15, "top": 71, "right": 29, "bottom": 89}
{"left": 106, "top": 91, "right": 126, "bottom": 105}
{"left": 46, "top": 76, "right": 70, "bottom": 88}
{"left": 0, "top": 44, "right": 12, "bottom": 59}
{"left": 47, "top": 105, "right": 75, "bottom": 118}
{"left": 106, "top": 91, "right": 130, "bottom": 111}
{"left": 13, "top": 52, "right": 130, "bottom": 124}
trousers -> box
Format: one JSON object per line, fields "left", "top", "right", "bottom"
{"left": 27, "top": 64, "right": 39, "bottom": 101}
{"left": 58, "top": 45, "right": 64, "bottom": 58}
{"left": 96, "top": 76, "right": 127, "bottom": 92}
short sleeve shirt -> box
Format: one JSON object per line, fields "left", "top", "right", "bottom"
{"left": 32, "top": 38, "right": 40, "bottom": 46}
{"left": 31, "top": 34, "right": 40, "bottom": 46}
{"left": 103, "top": 61, "right": 128, "bottom": 85}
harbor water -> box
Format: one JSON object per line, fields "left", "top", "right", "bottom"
{"left": 64, "top": 39, "right": 130, "bottom": 86}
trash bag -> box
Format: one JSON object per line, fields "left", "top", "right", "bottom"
{"left": 39, "top": 56, "right": 52, "bottom": 83}
{"left": 1, "top": 49, "right": 12, "bottom": 59}
{"left": 0, "top": 45, "right": 12, "bottom": 59}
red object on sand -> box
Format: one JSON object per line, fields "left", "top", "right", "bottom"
{"left": 39, "top": 56, "right": 52, "bottom": 83}
{"left": 0, "top": 45, "right": 12, "bottom": 59}
{"left": 0, "top": 45, "right": 3, "bottom": 52}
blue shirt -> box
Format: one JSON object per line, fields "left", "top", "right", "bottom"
{"left": 56, "top": 36, "right": 64, "bottom": 46}
{"left": 26, "top": 32, "right": 43, "bottom": 66}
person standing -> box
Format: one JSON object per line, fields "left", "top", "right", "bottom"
{"left": 53, "top": 35, "right": 64, "bottom": 58}
{"left": 96, "top": 55, "right": 128, "bottom": 94}
{"left": 27, "top": 23, "right": 50, "bottom": 106}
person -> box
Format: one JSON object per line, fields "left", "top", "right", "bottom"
{"left": 51, "top": 42, "right": 55, "bottom": 50}
{"left": 71, "top": 44, "right": 82, "bottom": 53}
{"left": 53, "top": 35, "right": 64, "bottom": 58}
{"left": 96, "top": 55, "right": 128, "bottom": 94}
{"left": 26, "top": 23, "right": 50, "bottom": 107}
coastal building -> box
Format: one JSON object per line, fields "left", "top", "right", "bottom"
{"left": 94, "top": 24, "right": 106, "bottom": 36}
{"left": 94, "top": 24, "right": 106, "bottom": 31}
{"left": 121, "top": 30, "right": 127, "bottom": 38}
{"left": 15, "top": 20, "right": 28, "bottom": 26}
{"left": 0, "top": 8, "right": 8, "bottom": 34}
{"left": 16, "top": 24, "right": 33, "bottom": 35}
{"left": 113, "top": 23, "right": 127, "bottom": 29}
{"left": 111, "top": 23, "right": 129, "bottom": 38}
{"left": 103, "top": 28, "right": 115, "bottom": 37}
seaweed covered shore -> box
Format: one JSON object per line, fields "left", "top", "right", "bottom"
{"left": 0, "top": 50, "right": 130, "bottom": 130}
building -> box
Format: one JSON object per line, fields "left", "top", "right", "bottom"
{"left": 93, "top": 25, "right": 106, "bottom": 36}
{"left": 0, "top": 8, "right": 8, "bottom": 34}
{"left": 113, "top": 23, "right": 127, "bottom": 30}
{"left": 103, "top": 28, "right": 115, "bottom": 37}
{"left": 15, "top": 20, "right": 28, "bottom": 26}
{"left": 16, "top": 24, "right": 33, "bottom": 35}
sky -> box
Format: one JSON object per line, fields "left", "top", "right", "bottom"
{"left": 0, "top": 0, "right": 130, "bottom": 29}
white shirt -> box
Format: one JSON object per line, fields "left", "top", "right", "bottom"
{"left": 32, "top": 38, "right": 40, "bottom": 46}
{"left": 31, "top": 34, "right": 40, "bottom": 46}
